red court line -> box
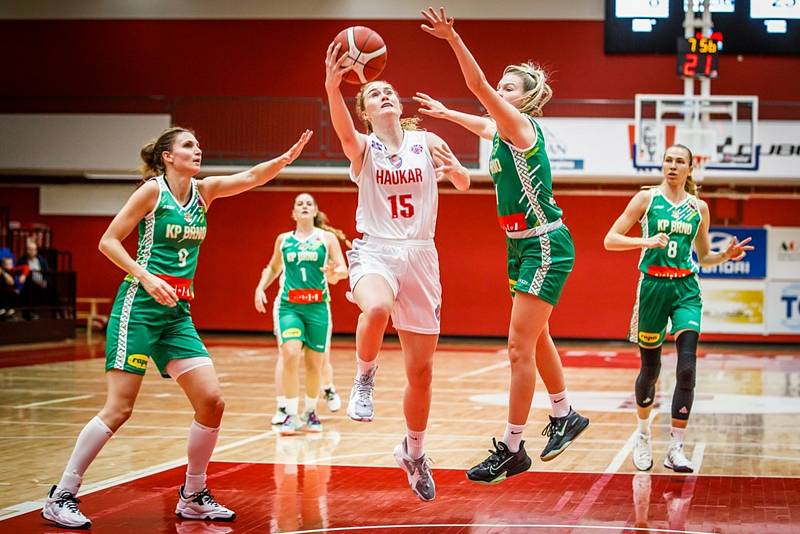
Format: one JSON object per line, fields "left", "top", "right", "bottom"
{"left": 7, "top": 462, "right": 799, "bottom": 533}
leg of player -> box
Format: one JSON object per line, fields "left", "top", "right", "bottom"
{"left": 633, "top": 343, "right": 662, "bottom": 471}
{"left": 174, "top": 364, "right": 235, "bottom": 522}
{"left": 664, "top": 330, "right": 698, "bottom": 473}
{"left": 536, "top": 325, "right": 590, "bottom": 461}
{"left": 467, "top": 293, "right": 550, "bottom": 484}
{"left": 303, "top": 348, "right": 325, "bottom": 432}
{"left": 321, "top": 351, "right": 341, "bottom": 412}
{"left": 42, "top": 370, "right": 142, "bottom": 530}
{"left": 347, "top": 274, "right": 394, "bottom": 422}
{"left": 280, "top": 340, "right": 306, "bottom": 435}
{"left": 393, "top": 330, "right": 437, "bottom": 501}
{"left": 272, "top": 352, "right": 288, "bottom": 425}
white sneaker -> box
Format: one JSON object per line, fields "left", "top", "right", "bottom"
{"left": 393, "top": 439, "right": 435, "bottom": 501}
{"left": 41, "top": 485, "right": 92, "bottom": 529}
{"left": 632, "top": 432, "right": 653, "bottom": 471}
{"left": 347, "top": 366, "right": 376, "bottom": 422}
{"left": 271, "top": 406, "right": 288, "bottom": 425}
{"left": 323, "top": 387, "right": 341, "bottom": 412}
{"left": 175, "top": 486, "right": 236, "bottom": 521}
{"left": 664, "top": 442, "right": 694, "bottom": 473}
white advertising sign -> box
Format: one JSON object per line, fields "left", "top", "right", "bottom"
{"left": 699, "top": 279, "right": 766, "bottom": 334}
{"left": 767, "top": 227, "right": 800, "bottom": 281}
{"left": 766, "top": 281, "right": 800, "bottom": 334}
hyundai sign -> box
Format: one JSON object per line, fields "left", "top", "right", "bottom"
{"left": 695, "top": 227, "right": 767, "bottom": 279}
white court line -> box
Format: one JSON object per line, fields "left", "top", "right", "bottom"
{"left": 277, "top": 523, "right": 715, "bottom": 534}
{"left": 13, "top": 394, "right": 93, "bottom": 409}
{"left": 0, "top": 429, "right": 276, "bottom": 522}
{"left": 604, "top": 430, "right": 638, "bottom": 473}
{"left": 447, "top": 360, "right": 509, "bottom": 382}
{"left": 692, "top": 442, "right": 706, "bottom": 473}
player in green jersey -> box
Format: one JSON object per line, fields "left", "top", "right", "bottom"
{"left": 42, "top": 126, "right": 312, "bottom": 530}
{"left": 605, "top": 144, "right": 753, "bottom": 473}
{"left": 254, "top": 193, "right": 348, "bottom": 436}
{"left": 421, "top": 6, "right": 589, "bottom": 484}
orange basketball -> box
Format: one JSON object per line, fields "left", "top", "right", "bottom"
{"left": 333, "top": 26, "right": 387, "bottom": 85}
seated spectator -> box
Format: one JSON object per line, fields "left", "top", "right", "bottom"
{"left": 18, "top": 240, "right": 52, "bottom": 317}
{"left": 0, "top": 255, "right": 27, "bottom": 319}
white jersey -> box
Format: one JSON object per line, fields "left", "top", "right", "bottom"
{"left": 350, "top": 130, "right": 438, "bottom": 241}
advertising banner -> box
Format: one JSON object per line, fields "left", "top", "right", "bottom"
{"left": 697, "top": 227, "right": 767, "bottom": 279}
{"left": 699, "top": 279, "right": 766, "bottom": 334}
{"left": 767, "top": 227, "right": 800, "bottom": 280}
{"left": 766, "top": 281, "right": 800, "bottom": 334}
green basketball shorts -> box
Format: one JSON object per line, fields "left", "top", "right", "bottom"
{"left": 629, "top": 273, "right": 702, "bottom": 347}
{"left": 507, "top": 224, "right": 575, "bottom": 306}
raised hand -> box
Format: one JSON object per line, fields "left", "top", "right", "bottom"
{"left": 413, "top": 92, "right": 450, "bottom": 119}
{"left": 140, "top": 273, "right": 178, "bottom": 307}
{"left": 324, "top": 42, "right": 355, "bottom": 91}
{"left": 723, "top": 236, "right": 754, "bottom": 261}
{"left": 643, "top": 233, "right": 669, "bottom": 249}
{"left": 431, "top": 144, "right": 463, "bottom": 180}
{"left": 420, "top": 6, "right": 457, "bottom": 41}
{"left": 279, "top": 130, "right": 313, "bottom": 166}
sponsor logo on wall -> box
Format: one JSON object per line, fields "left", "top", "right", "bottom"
{"left": 767, "top": 227, "right": 800, "bottom": 281}
{"left": 767, "top": 282, "right": 800, "bottom": 334}
{"left": 696, "top": 227, "right": 767, "bottom": 279}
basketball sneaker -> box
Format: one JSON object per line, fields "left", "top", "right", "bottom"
{"left": 41, "top": 485, "right": 91, "bottom": 529}
{"left": 539, "top": 407, "right": 590, "bottom": 461}
{"left": 323, "top": 386, "right": 341, "bottom": 412}
{"left": 664, "top": 442, "right": 693, "bottom": 473}
{"left": 271, "top": 406, "right": 288, "bottom": 425}
{"left": 280, "top": 414, "right": 305, "bottom": 436}
{"left": 347, "top": 365, "right": 376, "bottom": 422}
{"left": 466, "top": 438, "right": 532, "bottom": 484}
{"left": 393, "top": 438, "right": 435, "bottom": 501}
{"left": 303, "top": 410, "right": 323, "bottom": 433}
{"left": 175, "top": 486, "right": 236, "bottom": 521}
{"left": 632, "top": 432, "right": 654, "bottom": 471}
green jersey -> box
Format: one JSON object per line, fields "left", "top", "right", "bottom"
{"left": 124, "top": 176, "right": 207, "bottom": 299}
{"left": 638, "top": 189, "right": 701, "bottom": 278}
{"left": 278, "top": 229, "right": 330, "bottom": 304}
{"left": 489, "top": 117, "right": 563, "bottom": 237}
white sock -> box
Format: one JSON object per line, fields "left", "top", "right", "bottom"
{"left": 670, "top": 427, "right": 685, "bottom": 445}
{"left": 304, "top": 395, "right": 318, "bottom": 413}
{"left": 276, "top": 395, "right": 287, "bottom": 409}
{"left": 185, "top": 420, "right": 219, "bottom": 494}
{"left": 548, "top": 390, "right": 570, "bottom": 418}
{"left": 356, "top": 354, "right": 376, "bottom": 376}
{"left": 638, "top": 417, "right": 651, "bottom": 436}
{"left": 405, "top": 429, "right": 425, "bottom": 459}
{"left": 502, "top": 422, "right": 526, "bottom": 453}
{"left": 57, "top": 416, "right": 114, "bottom": 495}
{"left": 286, "top": 397, "right": 299, "bottom": 416}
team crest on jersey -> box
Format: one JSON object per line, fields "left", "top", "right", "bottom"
{"left": 411, "top": 144, "right": 423, "bottom": 155}
{"left": 388, "top": 154, "right": 403, "bottom": 168}
{"left": 184, "top": 212, "right": 194, "bottom": 223}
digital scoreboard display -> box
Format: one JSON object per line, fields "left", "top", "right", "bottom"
{"left": 676, "top": 35, "right": 720, "bottom": 77}
{"left": 606, "top": 0, "right": 800, "bottom": 54}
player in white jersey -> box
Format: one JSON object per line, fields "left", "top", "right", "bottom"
{"left": 325, "top": 41, "right": 470, "bottom": 501}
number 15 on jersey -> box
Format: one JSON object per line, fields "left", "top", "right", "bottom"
{"left": 388, "top": 194, "right": 415, "bottom": 219}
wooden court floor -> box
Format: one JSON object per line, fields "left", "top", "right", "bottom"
{"left": 0, "top": 334, "right": 799, "bottom": 532}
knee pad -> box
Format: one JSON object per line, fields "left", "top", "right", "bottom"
{"left": 672, "top": 331, "right": 699, "bottom": 419}
{"left": 635, "top": 345, "right": 662, "bottom": 407}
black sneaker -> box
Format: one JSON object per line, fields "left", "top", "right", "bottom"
{"left": 466, "top": 438, "right": 532, "bottom": 484}
{"left": 540, "top": 407, "right": 590, "bottom": 461}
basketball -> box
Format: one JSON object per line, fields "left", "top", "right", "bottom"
{"left": 333, "top": 26, "right": 387, "bottom": 85}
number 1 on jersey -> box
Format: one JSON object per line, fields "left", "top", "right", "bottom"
{"left": 388, "top": 194, "right": 414, "bottom": 219}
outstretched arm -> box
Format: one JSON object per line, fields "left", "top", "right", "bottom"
{"left": 420, "top": 6, "right": 534, "bottom": 148}
{"left": 199, "top": 130, "right": 313, "bottom": 205}
{"left": 604, "top": 190, "right": 669, "bottom": 251}
{"left": 413, "top": 92, "right": 496, "bottom": 140}
{"left": 321, "top": 232, "right": 348, "bottom": 285}
{"left": 324, "top": 41, "right": 368, "bottom": 174}
{"left": 694, "top": 201, "right": 754, "bottom": 267}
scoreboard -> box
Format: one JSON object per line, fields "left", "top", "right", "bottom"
{"left": 605, "top": 0, "right": 800, "bottom": 55}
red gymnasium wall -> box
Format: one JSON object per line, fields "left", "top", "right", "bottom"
{"left": 4, "top": 186, "right": 800, "bottom": 340}
{"left": 1, "top": 19, "right": 798, "bottom": 102}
